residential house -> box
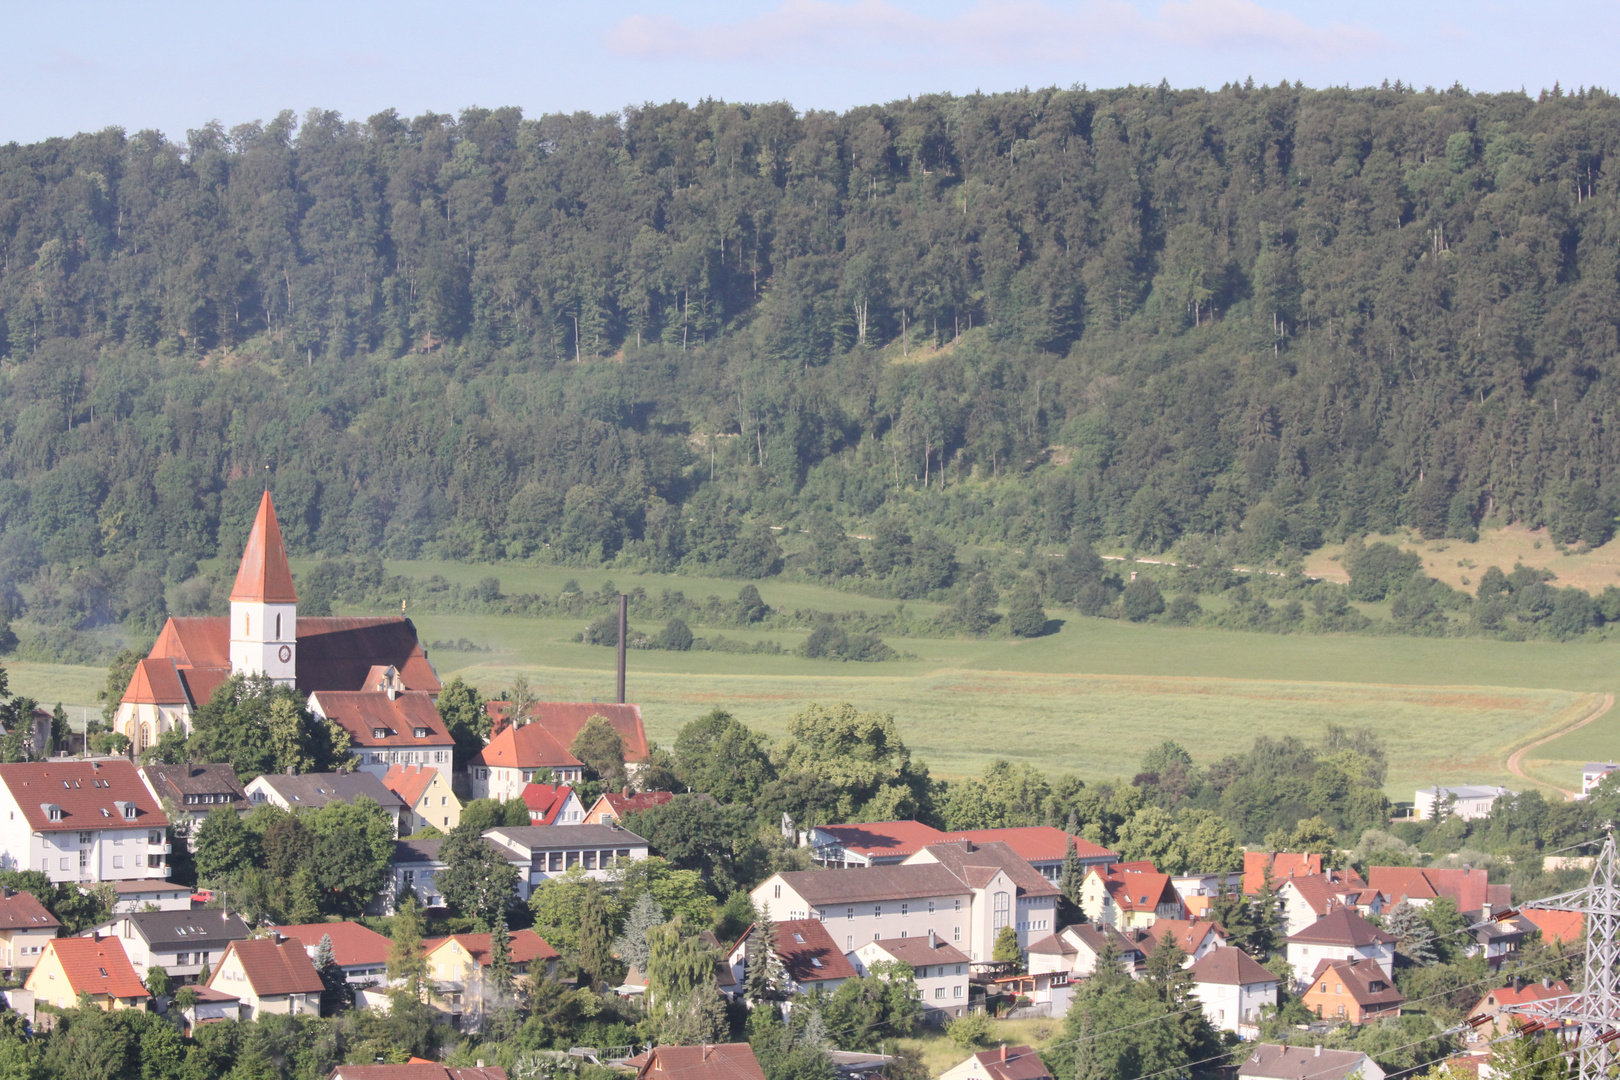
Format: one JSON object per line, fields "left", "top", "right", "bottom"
{"left": 179, "top": 985, "right": 244, "bottom": 1031}
{"left": 1285, "top": 909, "right": 1397, "bottom": 983}
{"left": 1026, "top": 923, "right": 1145, "bottom": 983}
{"left": 1132, "top": 919, "right": 1227, "bottom": 963}
{"left": 309, "top": 684, "right": 455, "bottom": 779}
{"left": 1368, "top": 867, "right": 1511, "bottom": 921}
{"left": 1414, "top": 786, "right": 1514, "bottom": 822}
{"left": 1581, "top": 763, "right": 1619, "bottom": 798}
{"left": 1277, "top": 871, "right": 1384, "bottom": 937}
{"left": 83, "top": 909, "right": 249, "bottom": 983}
{"left": 1301, "top": 957, "right": 1404, "bottom": 1024}
{"left": 585, "top": 790, "right": 672, "bottom": 825}
{"left": 939, "top": 1045, "right": 1054, "bottom": 1080}
{"left": 524, "top": 783, "right": 586, "bottom": 825}
{"left": 329, "top": 1067, "right": 507, "bottom": 1080}
{"left": 1081, "top": 862, "right": 1186, "bottom": 930}
{"left": 805, "top": 820, "right": 1114, "bottom": 880}
{"left": 633, "top": 1044, "right": 766, "bottom": 1080}
{"left": 852, "top": 934, "right": 971, "bottom": 1022}
{"left": 470, "top": 703, "right": 650, "bottom": 799}
{"left": 207, "top": 937, "right": 324, "bottom": 1018}
{"left": 269, "top": 922, "right": 393, "bottom": 985}
{"left": 112, "top": 493, "right": 441, "bottom": 748}
{"left": 0, "top": 890, "right": 59, "bottom": 972}
{"left": 423, "top": 930, "right": 560, "bottom": 1019}
{"left": 1465, "top": 979, "right": 1573, "bottom": 1042}
{"left": 1517, "top": 908, "right": 1583, "bottom": 945}
{"left": 1172, "top": 871, "right": 1243, "bottom": 918}
{"left": 0, "top": 759, "right": 170, "bottom": 884}
{"left": 726, "top": 919, "right": 857, "bottom": 1001}
{"left": 25, "top": 935, "right": 151, "bottom": 1011}
{"left": 1189, "top": 946, "right": 1278, "bottom": 1035}
{"left": 384, "top": 765, "right": 461, "bottom": 833}
{"left": 484, "top": 824, "right": 650, "bottom": 898}
{"left": 1242, "top": 852, "right": 1323, "bottom": 895}
{"left": 137, "top": 764, "right": 250, "bottom": 841}
{"left": 1236, "top": 1045, "right": 1385, "bottom": 1080}
{"left": 111, "top": 880, "right": 192, "bottom": 913}
{"left": 906, "top": 840, "right": 1061, "bottom": 943}
{"left": 245, "top": 771, "right": 408, "bottom": 836}
{"left": 1465, "top": 918, "right": 1527, "bottom": 967}
{"left": 382, "top": 837, "right": 528, "bottom": 913}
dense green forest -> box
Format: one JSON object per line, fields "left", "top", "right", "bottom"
{"left": 4, "top": 81, "right": 1620, "bottom": 654}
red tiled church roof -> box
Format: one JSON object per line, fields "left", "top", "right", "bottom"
{"left": 232, "top": 492, "right": 299, "bottom": 603}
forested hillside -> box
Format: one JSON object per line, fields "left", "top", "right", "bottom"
{"left": 3, "top": 81, "right": 1620, "bottom": 652}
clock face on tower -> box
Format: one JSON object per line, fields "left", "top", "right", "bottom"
{"left": 278, "top": 645, "right": 292, "bottom": 663}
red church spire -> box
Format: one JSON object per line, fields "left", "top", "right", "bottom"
{"left": 231, "top": 492, "right": 298, "bottom": 603}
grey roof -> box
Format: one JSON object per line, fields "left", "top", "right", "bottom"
{"left": 911, "top": 840, "right": 1061, "bottom": 898}
{"left": 1421, "top": 785, "right": 1512, "bottom": 800}
{"left": 112, "top": 880, "right": 191, "bottom": 894}
{"left": 770, "top": 864, "right": 971, "bottom": 906}
{"left": 141, "top": 764, "right": 250, "bottom": 808}
{"left": 98, "top": 909, "right": 250, "bottom": 951}
{"left": 255, "top": 771, "right": 406, "bottom": 811}
{"left": 485, "top": 824, "right": 648, "bottom": 850}
{"left": 391, "top": 837, "right": 525, "bottom": 866}
{"left": 1238, "top": 1045, "right": 1372, "bottom": 1080}
{"left": 1585, "top": 763, "right": 1619, "bottom": 773}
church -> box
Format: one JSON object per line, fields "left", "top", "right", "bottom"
{"left": 115, "top": 492, "right": 450, "bottom": 771}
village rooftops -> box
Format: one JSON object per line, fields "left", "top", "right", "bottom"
{"left": 1190, "top": 946, "right": 1278, "bottom": 986}
{"left": 911, "top": 840, "right": 1061, "bottom": 897}
{"left": 862, "top": 934, "right": 970, "bottom": 968}
{"left": 268, "top": 922, "right": 394, "bottom": 969}
{"left": 767, "top": 864, "right": 971, "bottom": 906}
{"left": 421, "top": 929, "right": 559, "bottom": 968}
{"left": 635, "top": 1044, "right": 767, "bottom": 1080}
{"left": 311, "top": 691, "right": 452, "bottom": 749}
{"left": 0, "top": 890, "right": 59, "bottom": 931}
{"left": 217, "top": 937, "right": 325, "bottom": 996}
{"left": 0, "top": 759, "right": 168, "bottom": 831}
{"left": 1243, "top": 852, "right": 1323, "bottom": 895}
{"left": 951, "top": 1045, "right": 1053, "bottom": 1080}
{"left": 140, "top": 763, "right": 251, "bottom": 813}
{"left": 1367, "top": 867, "right": 1508, "bottom": 914}
{"left": 93, "top": 909, "right": 250, "bottom": 952}
{"left": 1307, "top": 956, "right": 1404, "bottom": 1012}
{"left": 250, "top": 771, "right": 407, "bottom": 813}
{"left": 1237, "top": 1045, "right": 1382, "bottom": 1080}
{"left": 811, "top": 820, "right": 1114, "bottom": 865}
{"left": 485, "top": 823, "right": 649, "bottom": 851}
{"left": 328, "top": 1065, "right": 507, "bottom": 1080}
{"left": 1285, "top": 908, "right": 1395, "bottom": 948}
{"left": 733, "top": 919, "right": 858, "bottom": 983}
{"left": 37, "top": 935, "right": 150, "bottom": 999}
{"left": 481, "top": 702, "right": 650, "bottom": 761}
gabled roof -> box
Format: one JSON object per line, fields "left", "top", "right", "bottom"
{"left": 231, "top": 492, "right": 299, "bottom": 603}
{"left": 944, "top": 827, "right": 1115, "bottom": 864}
{"left": 422, "top": 929, "right": 559, "bottom": 967}
{"left": 1190, "top": 946, "right": 1277, "bottom": 987}
{"left": 121, "top": 658, "right": 190, "bottom": 705}
{"left": 768, "top": 864, "right": 971, "bottom": 906}
{"left": 251, "top": 771, "right": 406, "bottom": 812}
{"left": 140, "top": 763, "right": 250, "bottom": 811}
{"left": 219, "top": 937, "right": 324, "bottom": 996}
{"left": 1369, "top": 866, "right": 1495, "bottom": 912}
{"left": 109, "top": 909, "right": 250, "bottom": 951}
{"left": 1282, "top": 874, "right": 1352, "bottom": 917}
{"left": 472, "top": 722, "right": 581, "bottom": 771}
{"left": 637, "top": 1044, "right": 767, "bottom": 1080}
{"left": 0, "top": 890, "right": 59, "bottom": 931}
{"left": 1518, "top": 908, "right": 1583, "bottom": 944}
{"left": 1138, "top": 919, "right": 1224, "bottom": 956}
{"left": 863, "top": 935, "right": 970, "bottom": 968}
{"left": 1306, "top": 956, "right": 1404, "bottom": 1011}
{"left": 40, "top": 936, "right": 150, "bottom": 999}
{"left": 1243, "top": 852, "right": 1323, "bottom": 895}
{"left": 486, "top": 824, "right": 649, "bottom": 853}
{"left": 591, "top": 790, "right": 674, "bottom": 820}
{"left": 384, "top": 764, "right": 444, "bottom": 808}
{"left": 1090, "top": 865, "right": 1180, "bottom": 913}
{"left": 524, "top": 783, "right": 579, "bottom": 824}
{"left": 912, "top": 840, "right": 1060, "bottom": 897}
{"left": 269, "top": 922, "right": 393, "bottom": 968}
{"left": 0, "top": 759, "right": 168, "bottom": 831}
{"left": 313, "top": 691, "right": 451, "bottom": 749}
{"left": 329, "top": 1067, "right": 507, "bottom": 1080}
{"left": 960, "top": 1045, "right": 1053, "bottom": 1080}
{"left": 483, "top": 702, "right": 650, "bottom": 761}
{"left": 1048, "top": 923, "right": 1144, "bottom": 961}
{"left": 813, "top": 820, "right": 947, "bottom": 859}
{"left": 1475, "top": 979, "right": 1573, "bottom": 1012}
{"left": 1238, "top": 1045, "right": 1370, "bottom": 1080}
{"left": 1285, "top": 907, "right": 1394, "bottom": 948}
{"left": 733, "top": 919, "right": 857, "bottom": 983}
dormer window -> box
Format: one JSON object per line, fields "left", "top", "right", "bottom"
{"left": 46, "top": 806, "right": 61, "bottom": 822}
{"left": 414, "top": 728, "right": 428, "bottom": 738}
{"left": 373, "top": 728, "right": 387, "bottom": 740}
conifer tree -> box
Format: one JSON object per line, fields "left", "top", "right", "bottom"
{"left": 1060, "top": 835, "right": 1087, "bottom": 922}
{"left": 745, "top": 905, "right": 784, "bottom": 1005}
{"left": 388, "top": 896, "right": 428, "bottom": 998}
{"left": 489, "top": 913, "right": 514, "bottom": 994}
{"left": 614, "top": 893, "right": 666, "bottom": 976}
{"left": 1383, "top": 900, "right": 1438, "bottom": 966}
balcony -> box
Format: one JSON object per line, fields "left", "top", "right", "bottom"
{"left": 145, "top": 864, "right": 172, "bottom": 879}
{"left": 148, "top": 842, "right": 172, "bottom": 854}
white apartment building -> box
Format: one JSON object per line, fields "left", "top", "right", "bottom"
{"left": 1189, "top": 946, "right": 1279, "bottom": 1035}
{"left": 1414, "top": 785, "right": 1514, "bottom": 821}
{"left": 483, "top": 824, "right": 650, "bottom": 898}
{"left": 852, "top": 933, "right": 972, "bottom": 1022}
{"left": 751, "top": 839, "right": 1060, "bottom": 962}
{"left": 0, "top": 760, "right": 170, "bottom": 884}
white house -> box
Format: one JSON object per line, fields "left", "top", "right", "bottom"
{"left": 206, "top": 938, "right": 324, "bottom": 1018}
{"left": 851, "top": 933, "right": 972, "bottom": 1022}
{"left": 0, "top": 760, "right": 170, "bottom": 884}
{"left": 1026, "top": 923, "right": 1145, "bottom": 982}
{"left": 1284, "top": 908, "right": 1396, "bottom": 984}
{"left": 483, "top": 824, "right": 650, "bottom": 898}
{"left": 82, "top": 909, "right": 250, "bottom": 983}
{"left": 1276, "top": 874, "right": 1385, "bottom": 938}
{"left": 308, "top": 684, "right": 456, "bottom": 779}
{"left": 1414, "top": 785, "right": 1513, "bottom": 821}
{"left": 380, "top": 837, "right": 527, "bottom": 914}
{"left": 1236, "top": 1045, "right": 1384, "bottom": 1080}
{"left": 1189, "top": 946, "right": 1278, "bottom": 1035}
{"left": 244, "top": 771, "right": 408, "bottom": 836}
{"left": 1582, "top": 763, "right": 1619, "bottom": 798}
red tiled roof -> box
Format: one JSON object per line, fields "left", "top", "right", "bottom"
{"left": 313, "top": 691, "right": 451, "bottom": 748}
{"left": 483, "top": 703, "right": 649, "bottom": 762}
{"left": 965, "top": 1045, "right": 1054, "bottom": 1080}
{"left": 472, "top": 723, "right": 580, "bottom": 770}
{"left": 0, "top": 759, "right": 168, "bottom": 832}
{"left": 735, "top": 920, "right": 857, "bottom": 983}
{"left": 0, "top": 890, "right": 60, "bottom": 931}
{"left": 1093, "top": 865, "right": 1181, "bottom": 914}
{"left": 232, "top": 492, "right": 299, "bottom": 603}
{"left": 1243, "top": 852, "right": 1323, "bottom": 895}
{"left": 945, "top": 826, "right": 1115, "bottom": 864}
{"left": 523, "top": 783, "right": 577, "bottom": 824}
{"left": 1285, "top": 907, "right": 1395, "bottom": 947}
{"left": 637, "top": 1044, "right": 767, "bottom": 1080}
{"left": 40, "top": 936, "right": 149, "bottom": 999}
{"left": 219, "top": 937, "right": 325, "bottom": 996}
{"left": 384, "top": 765, "right": 443, "bottom": 808}
{"left": 1140, "top": 919, "right": 1223, "bottom": 956}
{"left": 917, "top": 841, "right": 1061, "bottom": 898}
{"left": 815, "top": 820, "right": 946, "bottom": 859}
{"left": 121, "top": 658, "right": 189, "bottom": 705}
{"left": 865, "top": 935, "right": 970, "bottom": 968}
{"left": 330, "top": 1067, "right": 508, "bottom": 1080}
{"left": 422, "top": 929, "right": 559, "bottom": 967}
{"left": 1368, "top": 867, "right": 1497, "bottom": 913}
{"left": 1476, "top": 980, "right": 1572, "bottom": 1012}
{"left": 1519, "top": 908, "right": 1583, "bottom": 944}
{"left": 593, "top": 790, "right": 674, "bottom": 819}
{"left": 269, "top": 922, "right": 393, "bottom": 968}
{"left": 1191, "top": 946, "right": 1278, "bottom": 987}
{"left": 1306, "top": 957, "right": 1404, "bottom": 1011}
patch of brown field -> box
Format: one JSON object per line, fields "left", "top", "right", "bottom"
{"left": 1307, "top": 524, "right": 1620, "bottom": 595}
{"left": 932, "top": 673, "right": 1538, "bottom": 712}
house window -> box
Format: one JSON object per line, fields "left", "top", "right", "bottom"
{"left": 874, "top": 905, "right": 882, "bottom": 918}
{"left": 954, "top": 985, "right": 963, "bottom": 998}
{"left": 954, "top": 899, "right": 961, "bottom": 911}
{"left": 548, "top": 853, "right": 563, "bottom": 872}
{"left": 901, "top": 903, "right": 908, "bottom": 916}
{"left": 583, "top": 851, "right": 597, "bottom": 870}
{"left": 847, "top": 936, "right": 853, "bottom": 949}
{"left": 565, "top": 851, "right": 579, "bottom": 868}
{"left": 149, "top": 832, "right": 161, "bottom": 845}
{"left": 79, "top": 851, "right": 88, "bottom": 869}
{"left": 77, "top": 832, "right": 91, "bottom": 845}
{"left": 935, "top": 987, "right": 946, "bottom": 1000}
{"left": 928, "top": 901, "right": 935, "bottom": 913}
{"left": 954, "top": 927, "right": 961, "bottom": 942}
{"left": 124, "top": 806, "right": 136, "bottom": 820}
{"left": 993, "top": 892, "right": 1010, "bottom": 931}
{"left": 847, "top": 908, "right": 854, "bottom": 919}
{"left": 58, "top": 859, "right": 68, "bottom": 871}
{"left": 774, "top": 885, "right": 782, "bottom": 899}
{"left": 112, "top": 856, "right": 123, "bottom": 869}
{"left": 276, "top": 614, "right": 282, "bottom": 638}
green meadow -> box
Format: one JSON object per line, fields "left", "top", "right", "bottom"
{"left": 13, "top": 557, "right": 1620, "bottom": 796}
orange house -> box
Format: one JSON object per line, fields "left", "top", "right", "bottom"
{"left": 1302, "top": 957, "right": 1404, "bottom": 1024}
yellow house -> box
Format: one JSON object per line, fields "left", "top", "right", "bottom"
{"left": 207, "top": 937, "right": 324, "bottom": 1018}
{"left": 422, "top": 930, "right": 559, "bottom": 1015}
{"left": 25, "top": 935, "right": 150, "bottom": 1011}
{"left": 384, "top": 764, "right": 462, "bottom": 833}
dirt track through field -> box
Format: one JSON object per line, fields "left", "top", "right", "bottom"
{"left": 1506, "top": 692, "right": 1615, "bottom": 798}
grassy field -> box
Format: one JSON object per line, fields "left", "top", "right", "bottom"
{"left": 15, "top": 556, "right": 1620, "bottom": 796}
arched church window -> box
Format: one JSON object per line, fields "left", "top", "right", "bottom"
{"left": 140, "top": 724, "right": 151, "bottom": 751}
{"left": 245, "top": 614, "right": 251, "bottom": 636}
{"left": 276, "top": 614, "right": 282, "bottom": 639}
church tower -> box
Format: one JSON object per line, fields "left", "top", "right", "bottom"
{"left": 230, "top": 491, "right": 298, "bottom": 686}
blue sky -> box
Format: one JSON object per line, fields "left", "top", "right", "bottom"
{"left": 2, "top": 0, "right": 1615, "bottom": 144}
